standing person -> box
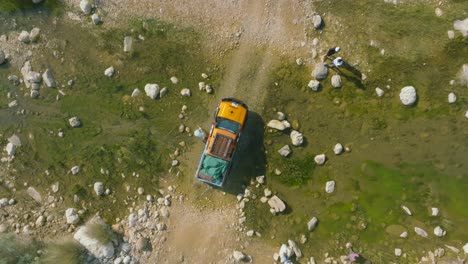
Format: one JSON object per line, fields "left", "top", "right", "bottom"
{"left": 332, "top": 57, "right": 344, "bottom": 67}
{"left": 322, "top": 46, "right": 341, "bottom": 61}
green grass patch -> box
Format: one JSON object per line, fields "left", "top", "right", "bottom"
{"left": 42, "top": 240, "right": 85, "bottom": 264}
{"left": 0, "top": 233, "right": 41, "bottom": 264}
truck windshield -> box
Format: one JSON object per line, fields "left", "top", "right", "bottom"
{"left": 216, "top": 118, "right": 240, "bottom": 134}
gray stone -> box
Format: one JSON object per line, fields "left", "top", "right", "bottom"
{"left": 290, "top": 130, "right": 304, "bottom": 146}
{"left": 30, "top": 28, "right": 40, "bottom": 42}
{"left": 94, "top": 182, "right": 104, "bottom": 196}
{"left": 5, "top": 143, "right": 15, "bottom": 156}
{"left": 91, "top": 14, "right": 101, "bottom": 25}
{"left": 399, "top": 86, "right": 417, "bottom": 106}
{"left": 36, "top": 215, "right": 45, "bottom": 226}
{"left": 159, "top": 87, "right": 168, "bottom": 98}
{"left": 69, "top": 117, "right": 81, "bottom": 128}
{"left": 312, "top": 14, "right": 322, "bottom": 29}
{"left": 128, "top": 214, "right": 137, "bottom": 227}
{"left": 268, "top": 195, "right": 286, "bottom": 213}
{"left": 264, "top": 188, "right": 272, "bottom": 197}
{"left": 42, "top": 69, "right": 56, "bottom": 88}
{"left": 331, "top": 75, "right": 342, "bottom": 88}
{"left": 65, "top": 208, "right": 79, "bottom": 224}
{"left": 104, "top": 66, "right": 114, "bottom": 77}
{"left": 21, "top": 61, "right": 32, "bottom": 88}
{"left": 27, "top": 71, "right": 42, "bottom": 83}
{"left": 131, "top": 88, "right": 141, "bottom": 97}
{"left": 307, "top": 217, "right": 318, "bottom": 231}
{"left": 124, "top": 36, "right": 133, "bottom": 52}
{"left": 308, "top": 80, "right": 320, "bottom": 91}
{"left": 27, "top": 187, "right": 42, "bottom": 203}
{"left": 277, "top": 112, "right": 286, "bottom": 121}
{"left": 325, "top": 181, "right": 335, "bottom": 193}
{"left": 414, "top": 227, "right": 428, "bottom": 238}
{"left": 312, "top": 62, "right": 328, "bottom": 80}
{"left": 8, "top": 100, "right": 18, "bottom": 108}
{"left": 448, "top": 30, "right": 455, "bottom": 39}
{"left": 160, "top": 207, "right": 169, "bottom": 218}
{"left": 18, "top": 31, "right": 30, "bottom": 43}
{"left": 30, "top": 90, "right": 39, "bottom": 99}
{"left": 0, "top": 224, "right": 7, "bottom": 233}
{"left": 79, "top": 0, "right": 92, "bottom": 15}
{"left": 460, "top": 64, "right": 468, "bottom": 86}
{"left": 288, "top": 239, "right": 302, "bottom": 258}
{"left": 431, "top": 207, "right": 439, "bottom": 216}
{"left": 136, "top": 237, "right": 150, "bottom": 251}
{"left": 233, "top": 250, "right": 246, "bottom": 261}
{"left": 435, "top": 8, "right": 443, "bottom": 17}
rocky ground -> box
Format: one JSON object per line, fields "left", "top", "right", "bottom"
{"left": 1, "top": 0, "right": 468, "bottom": 264}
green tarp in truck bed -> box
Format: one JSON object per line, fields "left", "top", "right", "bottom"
{"left": 199, "top": 155, "right": 229, "bottom": 183}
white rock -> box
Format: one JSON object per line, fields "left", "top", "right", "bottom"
{"left": 29, "top": 28, "right": 40, "bottom": 42}
{"left": 395, "top": 248, "right": 402, "bottom": 257}
{"left": 233, "top": 251, "right": 246, "bottom": 261}
{"left": 454, "top": 18, "right": 468, "bottom": 37}
{"left": 122, "top": 256, "right": 131, "bottom": 264}
{"left": 375, "top": 87, "right": 384, "bottom": 97}
{"left": 312, "top": 14, "right": 322, "bottom": 29}
{"left": 312, "top": 62, "right": 328, "bottom": 80}
{"left": 431, "top": 207, "right": 439, "bottom": 216}
{"left": 288, "top": 239, "right": 302, "bottom": 258}
{"left": 205, "top": 85, "right": 213, "bottom": 94}
{"left": 94, "top": 182, "right": 104, "bottom": 196}
{"left": 73, "top": 221, "right": 115, "bottom": 258}
{"left": 434, "top": 248, "right": 445, "bottom": 258}
{"left": 308, "top": 80, "right": 320, "bottom": 91}
{"left": 414, "top": 227, "right": 428, "bottom": 238}
{"left": 171, "top": 160, "right": 179, "bottom": 167}
{"left": 198, "top": 82, "right": 206, "bottom": 91}
{"left": 36, "top": 215, "right": 45, "bottom": 226}
{"left": 314, "top": 154, "right": 326, "bottom": 165}
{"left": 0, "top": 198, "right": 8, "bottom": 207}
{"left": 307, "top": 217, "right": 318, "bottom": 231}
{"left": 128, "top": 214, "right": 137, "bottom": 227}
{"left": 296, "top": 58, "right": 303, "bottom": 66}
{"left": 65, "top": 208, "right": 79, "bottom": 224}
{"left": 159, "top": 87, "right": 168, "bottom": 98}
{"left": 256, "top": 175, "right": 265, "bottom": 184}
{"left": 277, "top": 112, "right": 286, "bottom": 121}
{"left": 180, "top": 88, "right": 191, "bottom": 97}
{"left": 290, "top": 130, "right": 304, "bottom": 146}
{"left": 448, "top": 92, "right": 457, "bottom": 103}
{"left": 137, "top": 187, "right": 144, "bottom": 195}
{"left": 401, "top": 205, "right": 412, "bottom": 216}
{"left": 246, "top": 230, "right": 254, "bottom": 237}
{"left": 267, "top": 120, "right": 286, "bottom": 131}
{"left": 170, "top": 76, "right": 178, "bottom": 84}
{"left": 260, "top": 197, "right": 268, "bottom": 203}
{"left": 448, "top": 30, "right": 455, "bottom": 39}
{"left": 463, "top": 243, "right": 468, "bottom": 254}
{"left": 79, "top": 0, "right": 92, "bottom": 15}
{"left": 434, "top": 226, "right": 446, "bottom": 237}
{"left": 445, "top": 244, "right": 460, "bottom": 253}
{"left": 104, "top": 66, "right": 115, "bottom": 77}
{"left": 8, "top": 100, "right": 18, "bottom": 108}
{"left": 400, "top": 231, "right": 408, "bottom": 238}
{"left": 333, "top": 143, "right": 343, "bottom": 155}
{"left": 71, "top": 166, "right": 80, "bottom": 175}
{"left": 325, "top": 181, "right": 335, "bottom": 193}
{"left": 69, "top": 117, "right": 81, "bottom": 127}
{"left": 91, "top": 14, "right": 101, "bottom": 25}
{"left": 264, "top": 188, "right": 272, "bottom": 197}
{"left": 42, "top": 69, "right": 56, "bottom": 88}
{"left": 201, "top": 73, "right": 208, "bottom": 79}
{"left": 331, "top": 75, "right": 342, "bottom": 88}
{"left": 123, "top": 36, "right": 133, "bottom": 52}
{"left": 5, "top": 142, "right": 15, "bottom": 156}
{"left": 18, "top": 31, "right": 30, "bottom": 43}
{"left": 435, "top": 8, "right": 443, "bottom": 17}
{"left": 268, "top": 195, "right": 286, "bottom": 213}
{"left": 27, "top": 187, "right": 42, "bottom": 203}
{"left": 399, "top": 86, "right": 417, "bottom": 106}
{"left": 465, "top": 110, "right": 468, "bottom": 119}
{"left": 131, "top": 88, "right": 141, "bottom": 97}
{"left": 281, "top": 120, "right": 291, "bottom": 129}
{"left": 144, "top": 84, "right": 160, "bottom": 99}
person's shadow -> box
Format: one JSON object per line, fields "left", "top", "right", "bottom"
{"left": 222, "top": 111, "right": 266, "bottom": 194}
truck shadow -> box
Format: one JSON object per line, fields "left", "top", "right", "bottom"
{"left": 222, "top": 111, "right": 266, "bottom": 195}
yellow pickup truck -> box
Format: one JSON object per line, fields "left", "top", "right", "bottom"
{"left": 195, "top": 98, "right": 248, "bottom": 187}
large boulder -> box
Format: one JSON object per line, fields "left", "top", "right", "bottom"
{"left": 399, "top": 86, "right": 417, "bottom": 106}
{"left": 74, "top": 219, "right": 115, "bottom": 259}
{"left": 42, "top": 69, "right": 56, "bottom": 88}
{"left": 144, "top": 84, "right": 160, "bottom": 99}
{"left": 268, "top": 195, "right": 286, "bottom": 213}
{"left": 312, "top": 62, "right": 328, "bottom": 80}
